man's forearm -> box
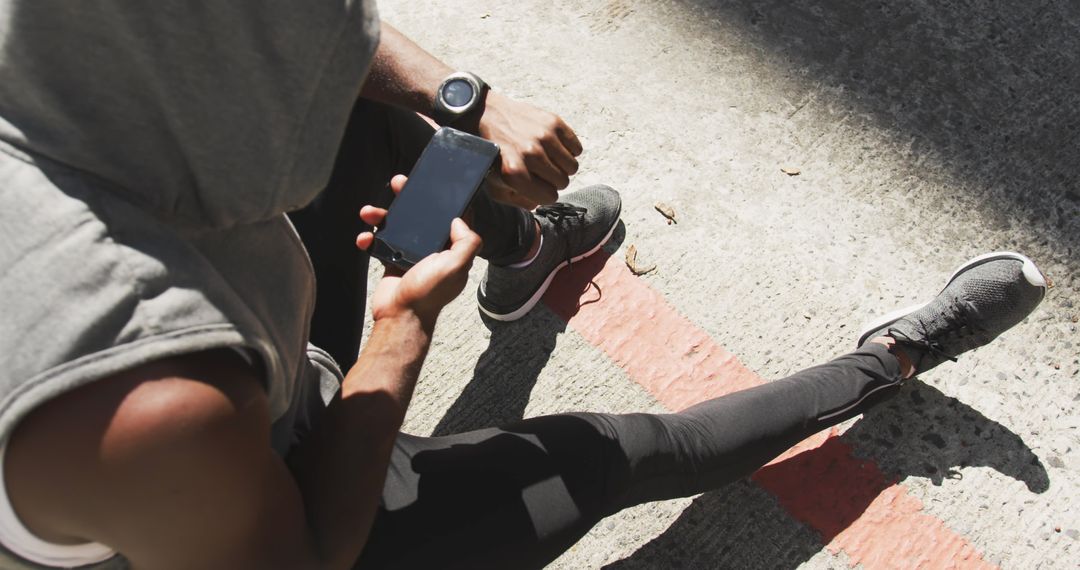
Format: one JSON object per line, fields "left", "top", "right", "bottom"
{"left": 288, "top": 313, "right": 433, "bottom": 568}
{"left": 360, "top": 21, "right": 584, "bottom": 209}
{"left": 361, "top": 21, "right": 451, "bottom": 115}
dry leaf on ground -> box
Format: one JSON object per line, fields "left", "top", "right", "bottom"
{"left": 625, "top": 244, "right": 656, "bottom": 275}
{"left": 654, "top": 202, "right": 677, "bottom": 224}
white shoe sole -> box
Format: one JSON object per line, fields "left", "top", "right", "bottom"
{"left": 856, "top": 251, "right": 1046, "bottom": 346}
{"left": 478, "top": 215, "right": 621, "bottom": 322}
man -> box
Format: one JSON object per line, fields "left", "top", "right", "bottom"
{"left": 289, "top": 22, "right": 623, "bottom": 370}
{"left": 0, "top": 2, "right": 1047, "bottom": 569}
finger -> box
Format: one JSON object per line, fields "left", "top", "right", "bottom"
{"left": 523, "top": 151, "right": 570, "bottom": 190}
{"left": 486, "top": 176, "right": 540, "bottom": 209}
{"left": 390, "top": 174, "right": 408, "bottom": 195}
{"left": 359, "top": 205, "right": 388, "bottom": 226}
{"left": 491, "top": 187, "right": 539, "bottom": 210}
{"left": 447, "top": 218, "right": 483, "bottom": 259}
{"left": 499, "top": 157, "right": 557, "bottom": 205}
{"left": 503, "top": 192, "right": 539, "bottom": 210}
{"left": 554, "top": 119, "right": 583, "bottom": 156}
{"left": 355, "top": 231, "right": 374, "bottom": 251}
{"left": 500, "top": 177, "right": 551, "bottom": 208}
{"left": 541, "top": 134, "right": 580, "bottom": 178}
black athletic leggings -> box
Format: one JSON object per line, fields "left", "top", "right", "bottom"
{"left": 291, "top": 100, "right": 904, "bottom": 569}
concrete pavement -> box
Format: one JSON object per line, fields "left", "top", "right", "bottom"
{"left": 372, "top": 1, "right": 1079, "bottom": 567}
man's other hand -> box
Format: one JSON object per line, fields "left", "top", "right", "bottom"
{"left": 479, "top": 91, "right": 583, "bottom": 209}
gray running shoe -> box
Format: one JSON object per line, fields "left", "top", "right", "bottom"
{"left": 478, "top": 184, "right": 622, "bottom": 321}
{"left": 857, "top": 252, "right": 1047, "bottom": 376}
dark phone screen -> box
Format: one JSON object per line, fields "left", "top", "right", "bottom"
{"left": 376, "top": 129, "right": 499, "bottom": 263}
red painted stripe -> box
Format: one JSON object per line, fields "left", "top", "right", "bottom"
{"left": 754, "top": 435, "right": 994, "bottom": 569}
{"left": 543, "top": 252, "right": 760, "bottom": 409}
{"left": 542, "top": 252, "right": 994, "bottom": 569}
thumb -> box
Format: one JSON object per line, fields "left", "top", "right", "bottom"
{"left": 447, "top": 218, "right": 482, "bottom": 259}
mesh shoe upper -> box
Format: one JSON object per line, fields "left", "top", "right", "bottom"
{"left": 478, "top": 184, "right": 621, "bottom": 321}
{"left": 859, "top": 252, "right": 1047, "bottom": 376}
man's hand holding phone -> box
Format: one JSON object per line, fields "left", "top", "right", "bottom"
{"left": 356, "top": 174, "right": 482, "bottom": 331}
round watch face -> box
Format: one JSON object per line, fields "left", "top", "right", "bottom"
{"left": 442, "top": 79, "right": 476, "bottom": 109}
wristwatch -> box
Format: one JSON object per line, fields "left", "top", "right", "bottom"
{"left": 432, "top": 71, "right": 489, "bottom": 127}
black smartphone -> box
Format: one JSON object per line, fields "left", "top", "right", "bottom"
{"left": 370, "top": 127, "right": 500, "bottom": 270}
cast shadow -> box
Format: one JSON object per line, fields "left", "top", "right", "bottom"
{"left": 430, "top": 309, "right": 568, "bottom": 436}
{"left": 604, "top": 480, "right": 832, "bottom": 569}
{"left": 431, "top": 221, "right": 627, "bottom": 436}
{"left": 605, "top": 379, "right": 1049, "bottom": 569}
{"left": 844, "top": 380, "right": 1048, "bottom": 492}
{"left": 676, "top": 0, "right": 1079, "bottom": 256}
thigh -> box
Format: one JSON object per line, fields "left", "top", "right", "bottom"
{"left": 356, "top": 414, "right": 623, "bottom": 570}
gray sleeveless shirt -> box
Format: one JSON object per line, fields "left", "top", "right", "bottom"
{"left": 0, "top": 1, "right": 379, "bottom": 567}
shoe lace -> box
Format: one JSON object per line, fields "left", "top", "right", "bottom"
{"left": 886, "top": 300, "right": 979, "bottom": 372}
{"left": 887, "top": 326, "right": 959, "bottom": 368}
{"left": 536, "top": 202, "right": 587, "bottom": 266}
